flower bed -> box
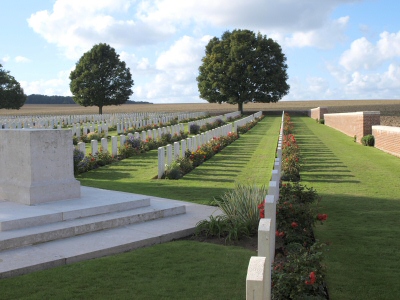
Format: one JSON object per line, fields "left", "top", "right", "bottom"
{"left": 73, "top": 131, "right": 189, "bottom": 175}
{"left": 268, "top": 113, "right": 329, "bottom": 299}
{"left": 164, "top": 115, "right": 263, "bottom": 179}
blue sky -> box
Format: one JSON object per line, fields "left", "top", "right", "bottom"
{"left": 1, "top": 0, "right": 399, "bottom": 104}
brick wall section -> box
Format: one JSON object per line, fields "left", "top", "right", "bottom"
{"left": 324, "top": 111, "right": 380, "bottom": 143}
{"left": 373, "top": 125, "right": 400, "bottom": 157}
{"left": 308, "top": 107, "right": 328, "bottom": 120}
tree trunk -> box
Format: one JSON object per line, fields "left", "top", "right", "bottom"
{"left": 238, "top": 102, "right": 244, "bottom": 114}
{"left": 99, "top": 106, "right": 103, "bottom": 115}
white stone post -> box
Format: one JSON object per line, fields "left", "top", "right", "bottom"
{"left": 101, "top": 138, "right": 108, "bottom": 152}
{"left": 264, "top": 195, "right": 276, "bottom": 262}
{"left": 174, "top": 142, "right": 180, "bottom": 159}
{"left": 166, "top": 144, "right": 172, "bottom": 166}
{"left": 78, "top": 142, "right": 86, "bottom": 155}
{"left": 111, "top": 136, "right": 118, "bottom": 157}
{"left": 246, "top": 256, "right": 270, "bottom": 300}
{"left": 91, "top": 140, "right": 98, "bottom": 155}
{"left": 268, "top": 180, "right": 279, "bottom": 202}
{"left": 158, "top": 147, "right": 165, "bottom": 179}
{"left": 181, "top": 139, "right": 186, "bottom": 156}
{"left": 120, "top": 135, "right": 126, "bottom": 148}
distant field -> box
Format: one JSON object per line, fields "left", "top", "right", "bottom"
{"left": 1, "top": 99, "right": 400, "bottom": 126}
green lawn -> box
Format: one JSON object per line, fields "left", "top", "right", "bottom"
{"left": 0, "top": 116, "right": 280, "bottom": 299}
{"left": 77, "top": 115, "right": 281, "bottom": 205}
{"left": 295, "top": 116, "right": 400, "bottom": 300}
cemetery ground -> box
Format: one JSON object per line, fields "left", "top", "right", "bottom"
{"left": 0, "top": 115, "right": 280, "bottom": 299}
{"left": 0, "top": 111, "right": 399, "bottom": 299}
{"left": 294, "top": 116, "right": 400, "bottom": 300}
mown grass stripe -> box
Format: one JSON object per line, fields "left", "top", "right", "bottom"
{"left": 295, "top": 116, "right": 400, "bottom": 300}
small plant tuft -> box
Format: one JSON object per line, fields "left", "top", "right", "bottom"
{"left": 361, "top": 134, "right": 374, "bottom": 146}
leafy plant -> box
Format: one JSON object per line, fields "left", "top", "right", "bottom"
{"left": 196, "top": 183, "right": 268, "bottom": 241}
{"left": 73, "top": 148, "right": 85, "bottom": 175}
{"left": 272, "top": 242, "right": 328, "bottom": 300}
{"left": 189, "top": 123, "right": 200, "bottom": 134}
{"left": 361, "top": 134, "right": 375, "bottom": 146}
{"left": 164, "top": 161, "right": 183, "bottom": 179}
{"left": 281, "top": 133, "right": 301, "bottom": 182}
{"left": 95, "top": 148, "right": 114, "bottom": 166}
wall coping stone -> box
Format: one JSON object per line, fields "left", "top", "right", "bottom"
{"left": 373, "top": 125, "right": 400, "bottom": 133}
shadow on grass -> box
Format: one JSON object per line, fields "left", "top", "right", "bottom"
{"left": 295, "top": 121, "right": 360, "bottom": 184}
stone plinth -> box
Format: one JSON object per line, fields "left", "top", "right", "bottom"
{"left": 0, "top": 129, "right": 81, "bottom": 205}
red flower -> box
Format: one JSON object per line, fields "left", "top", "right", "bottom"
{"left": 305, "top": 271, "right": 316, "bottom": 285}
{"left": 259, "top": 209, "right": 265, "bottom": 218}
{"left": 317, "top": 214, "right": 328, "bottom": 221}
{"left": 275, "top": 230, "right": 285, "bottom": 237}
{"left": 291, "top": 222, "right": 298, "bottom": 228}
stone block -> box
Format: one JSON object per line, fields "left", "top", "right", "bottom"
{"left": 0, "top": 129, "right": 80, "bottom": 205}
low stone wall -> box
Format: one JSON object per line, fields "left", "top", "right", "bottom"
{"left": 324, "top": 111, "right": 380, "bottom": 143}
{"left": 372, "top": 125, "right": 400, "bottom": 157}
{"left": 308, "top": 107, "right": 328, "bottom": 120}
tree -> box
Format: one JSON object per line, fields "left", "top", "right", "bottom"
{"left": 70, "top": 43, "right": 134, "bottom": 114}
{"left": 0, "top": 64, "right": 27, "bottom": 110}
{"left": 197, "top": 29, "right": 290, "bottom": 114}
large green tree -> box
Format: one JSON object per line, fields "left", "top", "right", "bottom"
{"left": 70, "top": 43, "right": 134, "bottom": 114}
{"left": 0, "top": 64, "right": 26, "bottom": 110}
{"left": 197, "top": 29, "right": 289, "bottom": 113}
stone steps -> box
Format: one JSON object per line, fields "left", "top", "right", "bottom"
{"left": 0, "top": 201, "right": 185, "bottom": 251}
{"left": 0, "top": 187, "right": 222, "bottom": 279}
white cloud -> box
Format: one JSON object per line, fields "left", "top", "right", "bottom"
{"left": 134, "top": 35, "right": 211, "bottom": 103}
{"left": 27, "top": 0, "right": 359, "bottom": 61}
{"left": 281, "top": 16, "right": 349, "bottom": 49}
{"left": 340, "top": 31, "right": 400, "bottom": 71}
{"left": 345, "top": 63, "right": 400, "bottom": 96}
{"left": 15, "top": 56, "right": 31, "bottom": 63}
{"left": 1, "top": 56, "right": 10, "bottom": 64}
{"left": 27, "top": 0, "right": 175, "bottom": 60}
{"left": 20, "top": 70, "right": 72, "bottom": 96}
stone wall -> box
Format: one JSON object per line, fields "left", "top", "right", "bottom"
{"left": 324, "top": 111, "right": 380, "bottom": 143}
{"left": 372, "top": 125, "right": 400, "bottom": 157}
{"left": 308, "top": 107, "right": 328, "bottom": 120}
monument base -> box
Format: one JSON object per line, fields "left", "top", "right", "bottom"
{"left": 0, "top": 129, "right": 81, "bottom": 205}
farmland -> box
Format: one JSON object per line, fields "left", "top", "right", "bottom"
{"left": 1, "top": 99, "right": 400, "bottom": 125}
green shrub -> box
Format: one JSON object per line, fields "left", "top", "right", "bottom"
{"left": 95, "top": 148, "right": 114, "bottom": 166}
{"left": 361, "top": 134, "right": 375, "bottom": 146}
{"left": 164, "top": 161, "right": 183, "bottom": 179}
{"left": 189, "top": 124, "right": 200, "bottom": 134}
{"left": 196, "top": 183, "right": 267, "bottom": 241}
{"left": 272, "top": 242, "right": 327, "bottom": 300}
{"left": 319, "top": 119, "right": 325, "bottom": 124}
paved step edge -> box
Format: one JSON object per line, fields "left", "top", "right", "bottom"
{"left": 0, "top": 204, "right": 186, "bottom": 251}
{"left": 0, "top": 198, "right": 151, "bottom": 232}
{"left": 0, "top": 227, "right": 194, "bottom": 280}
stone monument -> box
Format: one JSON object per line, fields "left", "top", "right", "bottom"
{"left": 0, "top": 129, "right": 81, "bottom": 205}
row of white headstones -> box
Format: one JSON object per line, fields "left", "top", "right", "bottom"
{"left": 76, "top": 111, "right": 246, "bottom": 158}
{"left": 0, "top": 111, "right": 208, "bottom": 136}
{"left": 76, "top": 123, "right": 185, "bottom": 157}
{"left": 246, "top": 111, "right": 284, "bottom": 300}
{"left": 157, "top": 111, "right": 263, "bottom": 179}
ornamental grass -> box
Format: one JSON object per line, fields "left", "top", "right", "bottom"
{"left": 196, "top": 183, "right": 267, "bottom": 241}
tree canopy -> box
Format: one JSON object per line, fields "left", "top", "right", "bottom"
{"left": 70, "top": 43, "right": 134, "bottom": 114}
{"left": 197, "top": 29, "right": 290, "bottom": 113}
{"left": 0, "top": 64, "right": 27, "bottom": 110}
